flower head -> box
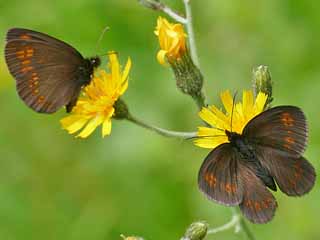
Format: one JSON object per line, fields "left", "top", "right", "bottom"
{"left": 154, "top": 16, "right": 187, "bottom": 65}
{"left": 60, "top": 52, "right": 131, "bottom": 138}
{"left": 194, "top": 90, "right": 268, "bottom": 149}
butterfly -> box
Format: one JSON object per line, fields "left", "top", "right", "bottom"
{"left": 4, "top": 28, "right": 101, "bottom": 113}
{"left": 198, "top": 105, "right": 316, "bottom": 223}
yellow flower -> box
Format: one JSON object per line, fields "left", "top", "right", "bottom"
{"left": 60, "top": 52, "right": 131, "bottom": 138}
{"left": 194, "top": 90, "right": 268, "bottom": 149}
{"left": 154, "top": 16, "right": 187, "bottom": 65}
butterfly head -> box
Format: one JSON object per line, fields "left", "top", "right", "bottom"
{"left": 89, "top": 56, "right": 101, "bottom": 68}
{"left": 225, "top": 129, "right": 241, "bottom": 143}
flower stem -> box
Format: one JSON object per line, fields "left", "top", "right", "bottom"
{"left": 239, "top": 218, "right": 256, "bottom": 240}
{"left": 126, "top": 114, "right": 197, "bottom": 139}
{"left": 162, "top": 4, "right": 188, "bottom": 24}
{"left": 233, "top": 208, "right": 256, "bottom": 240}
{"left": 182, "top": 0, "right": 206, "bottom": 109}
{"left": 207, "top": 214, "right": 240, "bottom": 234}
{"left": 193, "top": 93, "right": 206, "bottom": 110}
{"left": 183, "top": 0, "right": 200, "bottom": 68}
{"left": 138, "top": 0, "right": 187, "bottom": 24}
{"left": 207, "top": 209, "right": 255, "bottom": 240}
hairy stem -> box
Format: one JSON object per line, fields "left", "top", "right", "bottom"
{"left": 239, "top": 218, "right": 256, "bottom": 240}
{"left": 162, "top": 4, "right": 188, "bottom": 24}
{"left": 182, "top": 0, "right": 206, "bottom": 109}
{"left": 233, "top": 208, "right": 256, "bottom": 240}
{"left": 138, "top": 0, "right": 187, "bottom": 24}
{"left": 183, "top": 0, "right": 200, "bottom": 68}
{"left": 127, "top": 114, "right": 197, "bottom": 139}
{"left": 207, "top": 214, "right": 240, "bottom": 234}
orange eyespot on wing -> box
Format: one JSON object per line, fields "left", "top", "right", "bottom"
{"left": 243, "top": 106, "right": 308, "bottom": 157}
{"left": 20, "top": 34, "right": 31, "bottom": 40}
{"left": 5, "top": 28, "right": 95, "bottom": 113}
{"left": 239, "top": 162, "right": 277, "bottom": 224}
{"left": 256, "top": 146, "right": 316, "bottom": 196}
{"left": 281, "top": 112, "right": 295, "bottom": 127}
{"left": 204, "top": 173, "right": 216, "bottom": 188}
{"left": 15, "top": 46, "right": 34, "bottom": 60}
{"left": 198, "top": 143, "right": 243, "bottom": 206}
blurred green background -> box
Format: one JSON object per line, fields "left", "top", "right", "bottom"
{"left": 0, "top": 0, "right": 319, "bottom": 239}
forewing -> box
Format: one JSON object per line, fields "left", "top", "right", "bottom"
{"left": 5, "top": 28, "right": 85, "bottom": 113}
{"left": 6, "top": 28, "right": 83, "bottom": 60}
{"left": 255, "top": 146, "right": 316, "bottom": 196}
{"left": 198, "top": 143, "right": 243, "bottom": 206}
{"left": 239, "top": 161, "right": 277, "bottom": 224}
{"left": 243, "top": 106, "right": 307, "bottom": 157}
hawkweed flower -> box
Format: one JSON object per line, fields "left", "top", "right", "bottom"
{"left": 60, "top": 52, "right": 131, "bottom": 138}
{"left": 154, "top": 16, "right": 187, "bottom": 65}
{"left": 154, "top": 16, "right": 204, "bottom": 108}
{"left": 194, "top": 90, "right": 268, "bottom": 149}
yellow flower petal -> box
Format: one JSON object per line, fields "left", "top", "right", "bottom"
{"left": 60, "top": 115, "right": 89, "bottom": 134}
{"left": 195, "top": 90, "right": 268, "bottom": 149}
{"left": 242, "top": 90, "right": 254, "bottom": 123}
{"left": 110, "top": 53, "right": 120, "bottom": 88}
{"left": 194, "top": 136, "right": 227, "bottom": 149}
{"left": 209, "top": 105, "right": 231, "bottom": 130}
{"left": 197, "top": 127, "right": 223, "bottom": 137}
{"left": 254, "top": 92, "right": 268, "bottom": 113}
{"left": 102, "top": 118, "right": 112, "bottom": 137}
{"left": 198, "top": 108, "right": 219, "bottom": 127}
{"left": 157, "top": 50, "right": 168, "bottom": 65}
{"left": 220, "top": 90, "right": 234, "bottom": 115}
{"left": 77, "top": 115, "right": 104, "bottom": 138}
{"left": 121, "top": 58, "right": 131, "bottom": 84}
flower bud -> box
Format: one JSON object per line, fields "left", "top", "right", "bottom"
{"left": 181, "top": 221, "right": 208, "bottom": 240}
{"left": 252, "top": 65, "right": 273, "bottom": 109}
{"left": 170, "top": 53, "right": 205, "bottom": 108}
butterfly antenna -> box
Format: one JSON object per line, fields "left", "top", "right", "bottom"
{"left": 230, "top": 91, "right": 238, "bottom": 132}
{"left": 186, "top": 135, "right": 227, "bottom": 141}
{"left": 98, "top": 51, "right": 119, "bottom": 58}
{"left": 95, "top": 26, "right": 110, "bottom": 54}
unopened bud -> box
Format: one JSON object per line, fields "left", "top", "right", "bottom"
{"left": 252, "top": 65, "right": 273, "bottom": 109}
{"left": 181, "top": 221, "right": 208, "bottom": 240}
{"left": 170, "top": 53, "right": 205, "bottom": 108}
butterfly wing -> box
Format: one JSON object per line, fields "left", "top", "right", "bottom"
{"left": 243, "top": 106, "right": 315, "bottom": 196}
{"left": 198, "top": 143, "right": 244, "bottom": 206}
{"left": 243, "top": 106, "right": 307, "bottom": 157}
{"left": 238, "top": 161, "right": 277, "bottom": 224}
{"left": 255, "top": 146, "right": 315, "bottom": 196}
{"left": 5, "top": 28, "right": 87, "bottom": 113}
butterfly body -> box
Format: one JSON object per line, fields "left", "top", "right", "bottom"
{"left": 226, "top": 130, "right": 253, "bottom": 157}
{"left": 226, "top": 130, "right": 278, "bottom": 191}
{"left": 76, "top": 57, "right": 101, "bottom": 85}
{"left": 199, "top": 106, "right": 316, "bottom": 223}
{"left": 5, "top": 28, "right": 101, "bottom": 113}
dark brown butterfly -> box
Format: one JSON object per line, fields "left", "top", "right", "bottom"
{"left": 4, "top": 28, "right": 101, "bottom": 113}
{"left": 198, "top": 106, "right": 316, "bottom": 224}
